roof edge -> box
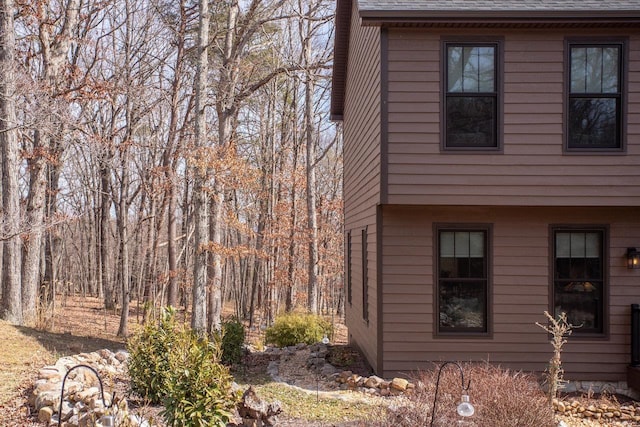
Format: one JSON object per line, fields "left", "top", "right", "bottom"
{"left": 359, "top": 9, "right": 640, "bottom": 25}
{"left": 330, "top": 0, "right": 353, "bottom": 122}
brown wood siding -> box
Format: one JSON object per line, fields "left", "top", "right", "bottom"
{"left": 386, "top": 29, "right": 640, "bottom": 206}
{"left": 381, "top": 205, "right": 640, "bottom": 381}
{"left": 342, "top": 1, "right": 381, "bottom": 372}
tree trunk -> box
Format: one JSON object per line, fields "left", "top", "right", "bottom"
{"left": 116, "top": 173, "right": 130, "bottom": 337}
{"left": 304, "top": 37, "right": 319, "bottom": 315}
{"left": 286, "top": 116, "right": 300, "bottom": 312}
{"left": 163, "top": 0, "right": 187, "bottom": 309}
{"left": 191, "top": 0, "right": 210, "bottom": 333}
{"left": 0, "top": 0, "right": 22, "bottom": 325}
{"left": 207, "top": 187, "right": 224, "bottom": 333}
{"left": 21, "top": 128, "right": 47, "bottom": 324}
{"left": 22, "top": 0, "right": 81, "bottom": 325}
{"left": 100, "top": 150, "right": 114, "bottom": 309}
{"left": 44, "top": 145, "right": 63, "bottom": 301}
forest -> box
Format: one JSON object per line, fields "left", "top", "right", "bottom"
{"left": 0, "top": 0, "right": 342, "bottom": 336}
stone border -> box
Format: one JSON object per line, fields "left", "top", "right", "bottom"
{"left": 29, "top": 349, "right": 148, "bottom": 427}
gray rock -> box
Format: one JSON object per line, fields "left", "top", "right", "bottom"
{"left": 320, "top": 363, "right": 338, "bottom": 377}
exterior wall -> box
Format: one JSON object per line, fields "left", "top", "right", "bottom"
{"left": 385, "top": 28, "right": 640, "bottom": 206}
{"left": 381, "top": 205, "right": 640, "bottom": 381}
{"left": 342, "top": 1, "right": 382, "bottom": 371}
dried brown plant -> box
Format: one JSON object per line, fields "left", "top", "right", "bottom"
{"left": 385, "top": 362, "right": 554, "bottom": 427}
{"left": 536, "top": 311, "right": 577, "bottom": 402}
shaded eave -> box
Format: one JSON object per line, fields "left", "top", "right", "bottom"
{"left": 331, "top": 0, "right": 352, "bottom": 121}
{"left": 330, "top": 1, "right": 640, "bottom": 121}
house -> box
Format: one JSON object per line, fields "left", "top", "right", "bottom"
{"left": 331, "top": 0, "right": 640, "bottom": 388}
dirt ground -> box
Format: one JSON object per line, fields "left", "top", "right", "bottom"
{"left": 1, "top": 296, "right": 639, "bottom": 427}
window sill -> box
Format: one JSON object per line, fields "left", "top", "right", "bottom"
{"left": 435, "top": 331, "right": 492, "bottom": 339}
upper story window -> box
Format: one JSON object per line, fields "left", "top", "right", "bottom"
{"left": 443, "top": 41, "right": 500, "bottom": 150}
{"left": 567, "top": 41, "right": 625, "bottom": 151}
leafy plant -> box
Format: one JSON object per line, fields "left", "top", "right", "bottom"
{"left": 127, "top": 307, "right": 178, "bottom": 403}
{"left": 219, "top": 317, "right": 245, "bottom": 365}
{"left": 264, "top": 313, "right": 333, "bottom": 348}
{"left": 161, "top": 331, "right": 239, "bottom": 427}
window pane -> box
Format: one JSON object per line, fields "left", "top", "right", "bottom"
{"left": 463, "top": 47, "right": 479, "bottom": 92}
{"left": 585, "top": 233, "right": 600, "bottom": 258}
{"left": 571, "top": 47, "right": 587, "bottom": 93}
{"left": 556, "top": 257, "right": 571, "bottom": 280}
{"left": 440, "top": 257, "right": 456, "bottom": 278}
{"left": 585, "top": 47, "right": 603, "bottom": 93}
{"left": 568, "top": 98, "right": 618, "bottom": 148}
{"left": 455, "top": 232, "right": 469, "bottom": 257}
{"left": 446, "top": 96, "right": 496, "bottom": 147}
{"left": 571, "top": 46, "right": 620, "bottom": 94}
{"left": 469, "top": 232, "right": 484, "bottom": 257}
{"left": 469, "top": 257, "right": 485, "bottom": 277}
{"left": 556, "top": 233, "right": 571, "bottom": 258}
{"left": 570, "top": 233, "right": 586, "bottom": 258}
{"left": 555, "top": 280, "right": 603, "bottom": 332}
{"left": 602, "top": 47, "right": 619, "bottom": 93}
{"left": 586, "top": 257, "right": 602, "bottom": 279}
{"left": 439, "top": 280, "right": 486, "bottom": 330}
{"left": 448, "top": 45, "right": 495, "bottom": 93}
{"left": 478, "top": 47, "right": 495, "bottom": 92}
{"left": 448, "top": 46, "right": 463, "bottom": 92}
{"left": 440, "top": 231, "right": 455, "bottom": 257}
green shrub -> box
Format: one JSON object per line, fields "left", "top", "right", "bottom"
{"left": 127, "top": 307, "right": 178, "bottom": 403}
{"left": 264, "top": 313, "right": 333, "bottom": 347}
{"left": 220, "top": 317, "right": 245, "bottom": 365}
{"left": 128, "top": 308, "right": 239, "bottom": 426}
{"left": 161, "top": 331, "right": 239, "bottom": 427}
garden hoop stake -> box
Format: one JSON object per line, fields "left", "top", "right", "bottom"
{"left": 57, "top": 364, "right": 115, "bottom": 427}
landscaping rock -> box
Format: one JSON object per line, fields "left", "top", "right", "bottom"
{"left": 237, "top": 386, "right": 282, "bottom": 427}
{"left": 29, "top": 349, "right": 148, "bottom": 427}
{"left": 390, "top": 377, "right": 409, "bottom": 392}
{"left": 553, "top": 397, "right": 640, "bottom": 424}
{"left": 38, "top": 406, "right": 53, "bottom": 423}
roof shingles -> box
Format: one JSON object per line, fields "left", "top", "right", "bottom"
{"left": 358, "top": 0, "right": 640, "bottom": 12}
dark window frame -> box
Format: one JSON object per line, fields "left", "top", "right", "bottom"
{"left": 434, "top": 224, "right": 492, "bottom": 337}
{"left": 362, "top": 227, "right": 369, "bottom": 322}
{"left": 564, "top": 38, "right": 627, "bottom": 152}
{"left": 441, "top": 37, "right": 504, "bottom": 152}
{"left": 549, "top": 225, "right": 609, "bottom": 338}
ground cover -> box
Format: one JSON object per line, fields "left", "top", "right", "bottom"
{"left": 1, "top": 296, "right": 638, "bottom": 426}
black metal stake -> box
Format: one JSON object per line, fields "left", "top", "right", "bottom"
{"left": 57, "top": 364, "right": 115, "bottom": 427}
{"left": 430, "top": 361, "right": 471, "bottom": 427}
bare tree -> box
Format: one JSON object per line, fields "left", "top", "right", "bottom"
{"left": 15, "top": 0, "right": 81, "bottom": 324}
{"left": 0, "top": 0, "right": 22, "bottom": 324}
{"left": 191, "top": 0, "right": 210, "bottom": 333}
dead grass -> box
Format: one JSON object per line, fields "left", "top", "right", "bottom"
{"left": 0, "top": 296, "right": 364, "bottom": 426}
{"left": 0, "top": 320, "right": 52, "bottom": 406}
{"left": 250, "top": 381, "right": 387, "bottom": 424}
{"left": 0, "top": 296, "right": 131, "bottom": 426}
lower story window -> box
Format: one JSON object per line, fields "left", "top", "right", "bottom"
{"left": 553, "top": 228, "right": 605, "bottom": 334}
{"left": 437, "top": 227, "right": 489, "bottom": 334}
